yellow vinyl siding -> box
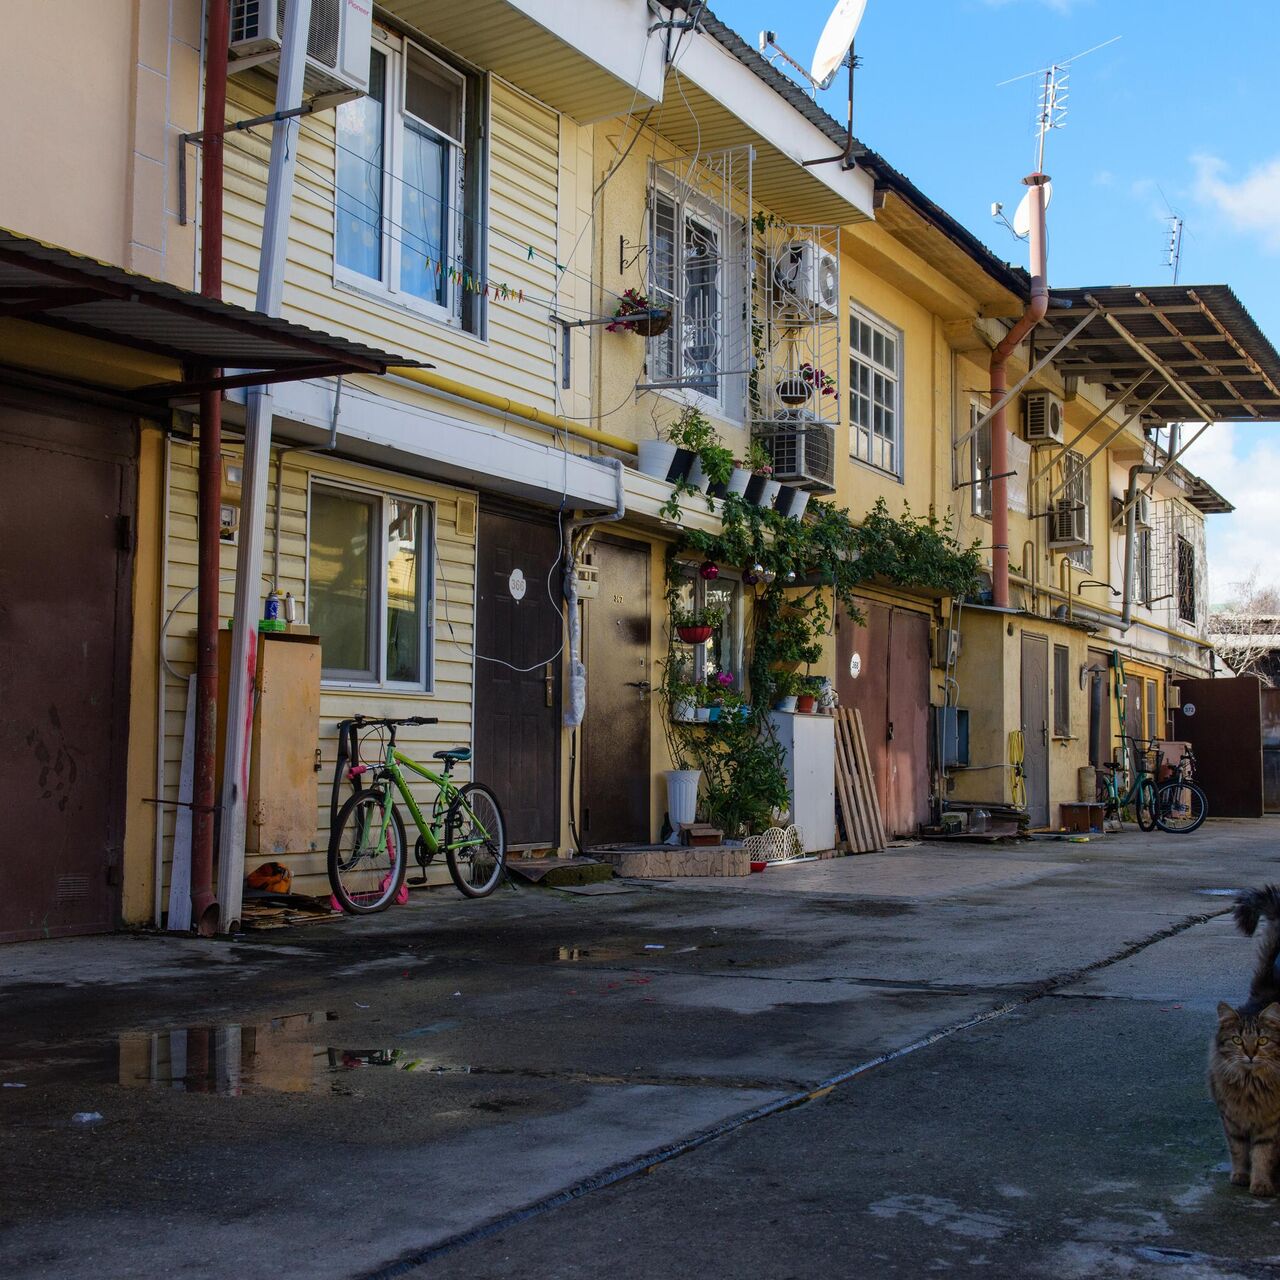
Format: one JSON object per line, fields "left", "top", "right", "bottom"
{"left": 158, "top": 441, "right": 476, "bottom": 904}
{"left": 220, "top": 76, "right": 563, "bottom": 410}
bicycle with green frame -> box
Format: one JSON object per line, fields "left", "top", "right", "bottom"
{"left": 1097, "top": 734, "right": 1159, "bottom": 831}
{"left": 327, "top": 715, "right": 507, "bottom": 914}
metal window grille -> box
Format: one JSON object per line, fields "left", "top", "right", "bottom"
{"left": 1062, "top": 449, "right": 1093, "bottom": 573}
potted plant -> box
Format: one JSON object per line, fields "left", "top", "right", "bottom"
{"left": 772, "top": 670, "right": 801, "bottom": 713}
{"left": 776, "top": 372, "right": 811, "bottom": 406}
{"left": 774, "top": 485, "right": 811, "bottom": 520}
{"left": 669, "top": 679, "right": 699, "bottom": 724}
{"left": 606, "top": 287, "right": 671, "bottom": 337}
{"left": 796, "top": 675, "right": 824, "bottom": 715}
{"left": 799, "top": 362, "right": 837, "bottom": 398}
{"left": 673, "top": 606, "right": 723, "bottom": 646}
{"left": 666, "top": 407, "right": 734, "bottom": 494}
{"left": 743, "top": 441, "right": 781, "bottom": 509}
{"left": 664, "top": 767, "right": 701, "bottom": 826}
{"left": 710, "top": 460, "right": 753, "bottom": 500}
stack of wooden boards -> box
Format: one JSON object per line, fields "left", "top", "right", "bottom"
{"left": 833, "top": 707, "right": 886, "bottom": 853}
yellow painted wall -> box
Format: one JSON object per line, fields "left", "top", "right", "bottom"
{"left": 156, "top": 438, "right": 477, "bottom": 905}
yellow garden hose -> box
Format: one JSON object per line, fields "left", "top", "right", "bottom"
{"left": 1008, "top": 730, "right": 1027, "bottom": 810}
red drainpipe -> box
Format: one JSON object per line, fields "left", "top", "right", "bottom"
{"left": 990, "top": 172, "right": 1050, "bottom": 609}
{"left": 191, "top": 0, "right": 229, "bottom": 935}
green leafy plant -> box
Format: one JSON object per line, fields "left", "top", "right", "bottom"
{"left": 745, "top": 440, "right": 774, "bottom": 477}
{"left": 671, "top": 605, "right": 724, "bottom": 632}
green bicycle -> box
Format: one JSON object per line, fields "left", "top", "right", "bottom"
{"left": 1097, "top": 734, "right": 1159, "bottom": 831}
{"left": 327, "top": 715, "right": 507, "bottom": 914}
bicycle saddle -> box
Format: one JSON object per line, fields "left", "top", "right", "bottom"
{"left": 433, "top": 747, "right": 471, "bottom": 763}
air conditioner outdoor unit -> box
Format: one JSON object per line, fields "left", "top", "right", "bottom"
{"left": 1024, "top": 390, "right": 1065, "bottom": 444}
{"left": 1111, "top": 492, "right": 1153, "bottom": 530}
{"left": 229, "top": 0, "right": 372, "bottom": 98}
{"left": 1047, "top": 498, "right": 1088, "bottom": 549}
{"left": 772, "top": 241, "right": 839, "bottom": 318}
{"left": 759, "top": 412, "right": 836, "bottom": 490}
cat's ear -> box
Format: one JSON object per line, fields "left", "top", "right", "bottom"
{"left": 1260, "top": 1004, "right": 1280, "bottom": 1028}
{"left": 1219, "top": 1002, "right": 1241, "bottom": 1025}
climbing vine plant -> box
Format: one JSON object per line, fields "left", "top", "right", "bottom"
{"left": 661, "top": 496, "right": 981, "bottom": 836}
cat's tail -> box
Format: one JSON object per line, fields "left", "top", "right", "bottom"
{"left": 1235, "top": 885, "right": 1280, "bottom": 1007}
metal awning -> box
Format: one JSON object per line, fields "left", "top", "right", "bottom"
{"left": 0, "top": 230, "right": 422, "bottom": 401}
{"left": 1039, "top": 285, "right": 1280, "bottom": 426}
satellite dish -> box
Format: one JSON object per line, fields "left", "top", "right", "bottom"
{"left": 1013, "top": 180, "right": 1053, "bottom": 238}
{"left": 810, "top": 0, "right": 868, "bottom": 88}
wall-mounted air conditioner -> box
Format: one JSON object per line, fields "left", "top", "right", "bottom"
{"left": 759, "top": 413, "right": 836, "bottom": 490}
{"left": 1111, "top": 491, "right": 1153, "bottom": 530}
{"left": 1047, "top": 498, "right": 1088, "bottom": 549}
{"left": 230, "top": 0, "right": 372, "bottom": 99}
{"left": 772, "top": 241, "right": 839, "bottom": 319}
{"left": 1024, "top": 390, "right": 1065, "bottom": 444}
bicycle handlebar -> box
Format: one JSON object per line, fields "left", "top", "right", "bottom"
{"left": 351, "top": 715, "right": 439, "bottom": 727}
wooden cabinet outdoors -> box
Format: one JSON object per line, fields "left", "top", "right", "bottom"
{"left": 217, "top": 631, "right": 322, "bottom": 856}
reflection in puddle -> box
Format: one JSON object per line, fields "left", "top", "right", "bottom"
{"left": 119, "top": 1011, "right": 338, "bottom": 1096}
{"left": 333, "top": 1049, "right": 471, "bottom": 1074}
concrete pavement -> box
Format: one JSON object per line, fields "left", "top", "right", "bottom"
{"left": 2, "top": 820, "right": 1279, "bottom": 1278}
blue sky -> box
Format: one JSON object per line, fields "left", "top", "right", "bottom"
{"left": 709, "top": 0, "right": 1280, "bottom": 603}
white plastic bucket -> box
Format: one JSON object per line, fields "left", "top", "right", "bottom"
{"left": 664, "top": 769, "right": 701, "bottom": 825}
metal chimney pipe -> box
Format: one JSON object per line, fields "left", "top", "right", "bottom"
{"left": 990, "top": 173, "right": 1050, "bottom": 608}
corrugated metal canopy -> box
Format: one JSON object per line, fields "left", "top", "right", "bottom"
{"left": 1041, "top": 285, "right": 1280, "bottom": 425}
{"left": 0, "top": 230, "right": 419, "bottom": 399}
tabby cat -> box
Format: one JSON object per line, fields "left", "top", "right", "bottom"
{"left": 1210, "top": 885, "right": 1280, "bottom": 1196}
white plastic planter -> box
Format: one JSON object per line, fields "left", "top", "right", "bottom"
{"left": 664, "top": 769, "right": 701, "bottom": 826}
{"left": 673, "top": 697, "right": 697, "bottom": 723}
{"left": 638, "top": 440, "right": 693, "bottom": 485}
{"left": 774, "top": 696, "right": 798, "bottom": 713}
{"left": 685, "top": 456, "right": 713, "bottom": 493}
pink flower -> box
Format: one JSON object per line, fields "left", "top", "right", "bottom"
{"left": 716, "top": 672, "right": 734, "bottom": 688}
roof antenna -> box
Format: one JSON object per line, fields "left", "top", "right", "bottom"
{"left": 1164, "top": 215, "right": 1184, "bottom": 284}
{"left": 758, "top": 0, "right": 869, "bottom": 170}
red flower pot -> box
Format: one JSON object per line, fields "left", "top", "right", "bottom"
{"left": 677, "top": 625, "right": 714, "bottom": 644}
{"left": 796, "top": 694, "right": 817, "bottom": 714}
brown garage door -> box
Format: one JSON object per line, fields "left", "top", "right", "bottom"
{"left": 0, "top": 391, "right": 136, "bottom": 941}
{"left": 837, "top": 600, "right": 931, "bottom": 836}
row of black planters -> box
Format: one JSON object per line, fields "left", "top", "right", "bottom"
{"left": 635, "top": 440, "right": 811, "bottom": 519}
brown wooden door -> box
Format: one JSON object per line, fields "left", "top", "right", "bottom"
{"left": 581, "top": 538, "right": 651, "bottom": 844}
{"left": 473, "top": 508, "right": 561, "bottom": 846}
{"left": 837, "top": 599, "right": 930, "bottom": 836}
{"left": 1020, "top": 634, "right": 1050, "bottom": 827}
{"left": 0, "top": 395, "right": 135, "bottom": 941}
{"left": 1177, "top": 676, "right": 1263, "bottom": 818}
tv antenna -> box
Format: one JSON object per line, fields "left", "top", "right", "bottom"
{"left": 998, "top": 35, "right": 1120, "bottom": 171}
{"left": 759, "top": 0, "right": 869, "bottom": 169}
{"left": 1164, "top": 215, "right": 1185, "bottom": 283}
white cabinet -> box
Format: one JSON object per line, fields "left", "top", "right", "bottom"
{"left": 768, "top": 711, "right": 837, "bottom": 852}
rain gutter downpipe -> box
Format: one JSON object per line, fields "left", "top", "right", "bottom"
{"left": 191, "top": 0, "right": 229, "bottom": 936}
{"left": 990, "top": 173, "right": 1050, "bottom": 609}
{"left": 1120, "top": 464, "right": 1161, "bottom": 631}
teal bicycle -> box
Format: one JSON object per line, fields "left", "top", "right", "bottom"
{"left": 327, "top": 715, "right": 507, "bottom": 914}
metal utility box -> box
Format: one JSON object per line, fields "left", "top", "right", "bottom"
{"left": 933, "top": 706, "right": 970, "bottom": 768}
{"left": 217, "top": 631, "right": 322, "bottom": 856}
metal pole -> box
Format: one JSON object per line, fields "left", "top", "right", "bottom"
{"left": 191, "top": 0, "right": 229, "bottom": 937}
{"left": 216, "top": 0, "right": 312, "bottom": 934}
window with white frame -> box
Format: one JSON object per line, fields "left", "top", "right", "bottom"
{"left": 849, "top": 303, "right": 902, "bottom": 476}
{"left": 335, "top": 29, "right": 485, "bottom": 332}
{"left": 308, "top": 483, "right": 434, "bottom": 688}
{"left": 647, "top": 182, "right": 746, "bottom": 414}
{"left": 968, "top": 400, "right": 992, "bottom": 518}
{"left": 1062, "top": 449, "right": 1093, "bottom": 573}
{"left": 671, "top": 570, "right": 743, "bottom": 690}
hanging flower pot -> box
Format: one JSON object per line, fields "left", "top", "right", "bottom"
{"left": 607, "top": 288, "right": 672, "bottom": 337}
{"left": 677, "top": 625, "right": 713, "bottom": 644}
{"left": 776, "top": 376, "right": 812, "bottom": 407}
{"left": 622, "top": 310, "right": 671, "bottom": 337}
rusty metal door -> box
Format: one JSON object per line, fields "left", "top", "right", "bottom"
{"left": 473, "top": 508, "right": 561, "bottom": 847}
{"left": 1176, "top": 676, "right": 1263, "bottom": 818}
{"left": 837, "top": 600, "right": 930, "bottom": 836}
{"left": 1020, "top": 634, "right": 1050, "bottom": 827}
{"left": 581, "top": 538, "right": 651, "bottom": 844}
{"left": 1262, "top": 689, "right": 1280, "bottom": 814}
{"left": 0, "top": 395, "right": 135, "bottom": 941}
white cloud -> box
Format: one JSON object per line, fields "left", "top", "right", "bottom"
{"left": 1181, "top": 423, "right": 1280, "bottom": 604}
{"left": 1192, "top": 152, "right": 1280, "bottom": 253}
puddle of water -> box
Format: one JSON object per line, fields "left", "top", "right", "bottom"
{"left": 1195, "top": 889, "right": 1243, "bottom": 897}
{"left": 555, "top": 943, "right": 700, "bottom": 962}
{"left": 1, "top": 1011, "right": 338, "bottom": 1098}
{"left": 1132, "top": 1245, "right": 1207, "bottom": 1265}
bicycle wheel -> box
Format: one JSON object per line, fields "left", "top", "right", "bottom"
{"left": 444, "top": 783, "right": 507, "bottom": 898}
{"left": 1154, "top": 780, "right": 1208, "bottom": 834}
{"left": 328, "top": 790, "right": 408, "bottom": 914}
{"left": 1136, "top": 777, "right": 1158, "bottom": 832}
